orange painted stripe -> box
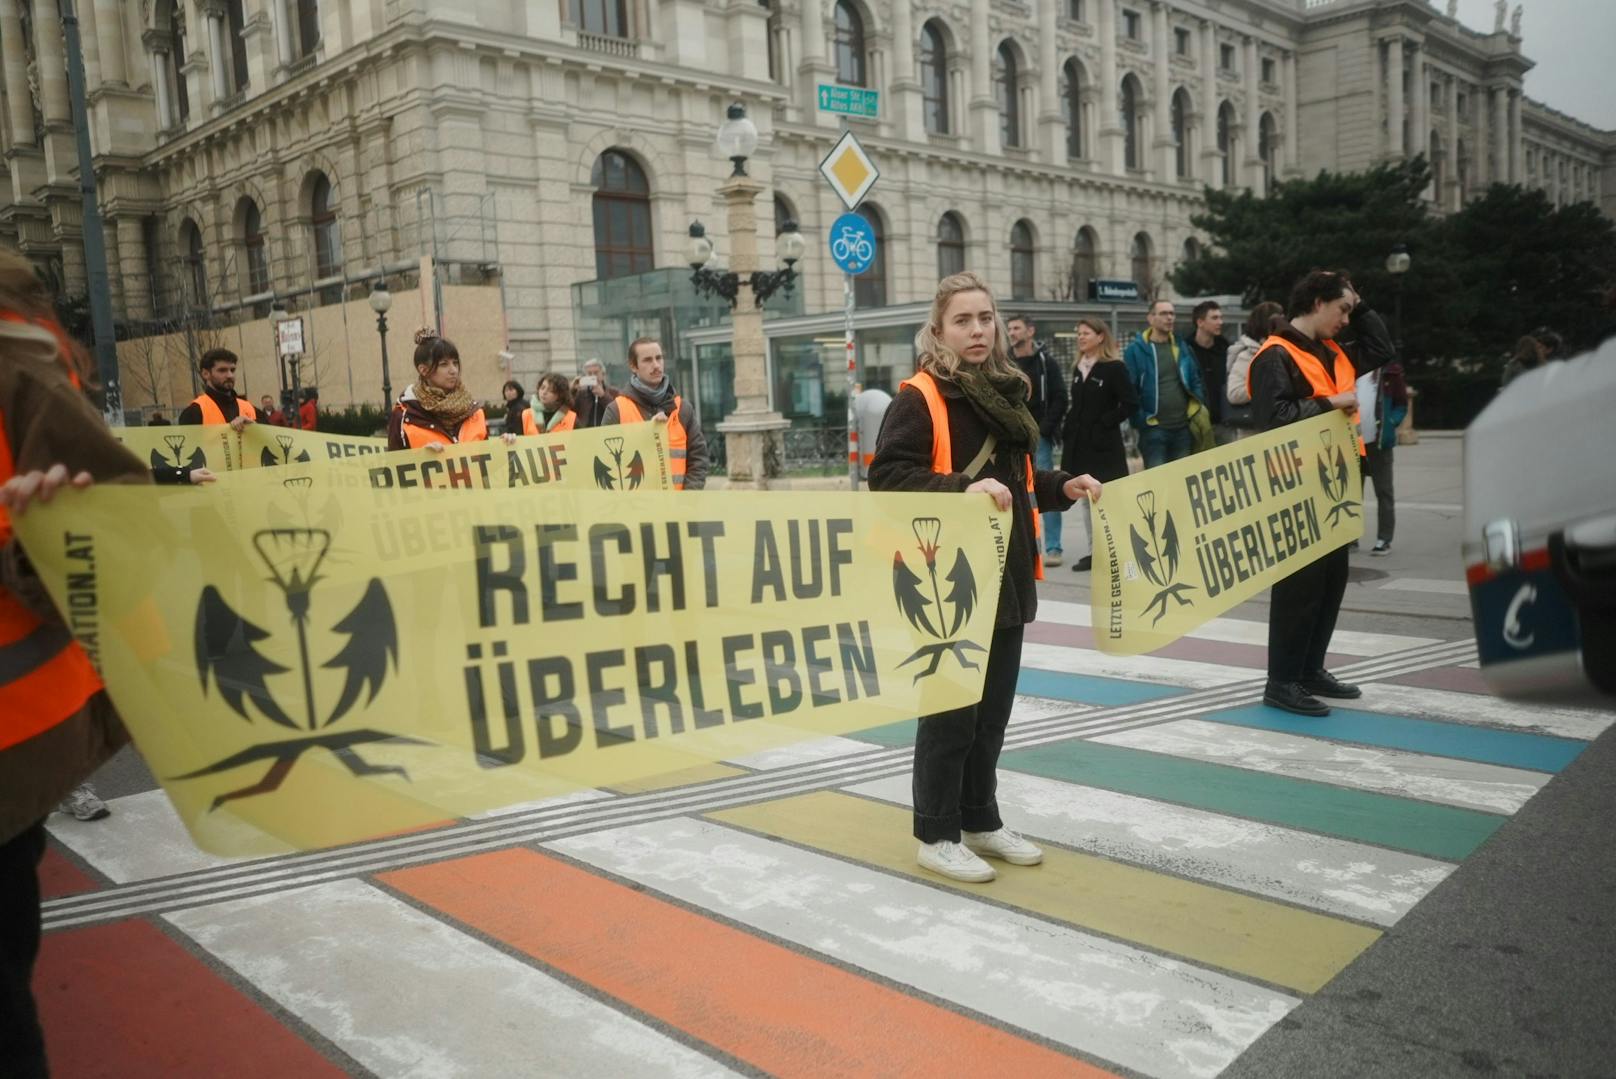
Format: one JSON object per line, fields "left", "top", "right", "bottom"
{"left": 36, "top": 919, "right": 347, "bottom": 1079}
{"left": 383, "top": 849, "right": 1116, "bottom": 1078}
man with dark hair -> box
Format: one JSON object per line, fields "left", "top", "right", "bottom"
{"left": 177, "top": 349, "right": 256, "bottom": 430}
{"left": 1186, "top": 300, "right": 1233, "bottom": 444}
{"left": 601, "top": 338, "right": 708, "bottom": 490}
{"left": 1006, "top": 314, "right": 1069, "bottom": 564}
{"left": 1249, "top": 269, "right": 1395, "bottom": 717}
{"left": 1123, "top": 299, "right": 1210, "bottom": 467}
{"left": 258, "top": 393, "right": 283, "bottom": 426}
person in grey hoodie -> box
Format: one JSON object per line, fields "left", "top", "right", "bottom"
{"left": 1224, "top": 301, "right": 1285, "bottom": 441}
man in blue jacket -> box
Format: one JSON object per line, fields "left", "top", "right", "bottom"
{"left": 1123, "top": 299, "right": 1210, "bottom": 468}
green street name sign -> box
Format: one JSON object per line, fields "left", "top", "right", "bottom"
{"left": 816, "top": 84, "right": 879, "bottom": 119}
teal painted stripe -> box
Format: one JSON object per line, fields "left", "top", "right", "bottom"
{"left": 1206, "top": 705, "right": 1585, "bottom": 773}
{"left": 857, "top": 718, "right": 918, "bottom": 748}
{"left": 1000, "top": 740, "right": 1502, "bottom": 862}
{"left": 1015, "top": 668, "right": 1185, "bottom": 707}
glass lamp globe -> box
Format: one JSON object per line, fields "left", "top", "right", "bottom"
{"left": 777, "top": 221, "right": 806, "bottom": 266}
{"left": 688, "top": 222, "right": 714, "bottom": 268}
{"left": 1385, "top": 244, "right": 1412, "bottom": 275}
{"left": 368, "top": 280, "right": 393, "bottom": 315}
{"left": 716, "top": 103, "right": 759, "bottom": 174}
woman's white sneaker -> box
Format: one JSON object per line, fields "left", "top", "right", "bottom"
{"left": 962, "top": 828, "right": 1043, "bottom": 866}
{"left": 917, "top": 840, "right": 997, "bottom": 882}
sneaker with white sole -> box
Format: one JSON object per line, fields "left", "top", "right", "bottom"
{"left": 962, "top": 828, "right": 1043, "bottom": 866}
{"left": 58, "top": 783, "right": 110, "bottom": 822}
{"left": 1042, "top": 551, "right": 1063, "bottom": 567}
{"left": 1370, "top": 541, "right": 1391, "bottom": 556}
{"left": 917, "top": 840, "right": 996, "bottom": 882}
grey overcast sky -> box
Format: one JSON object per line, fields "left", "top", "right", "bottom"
{"left": 1451, "top": 0, "right": 1616, "bottom": 129}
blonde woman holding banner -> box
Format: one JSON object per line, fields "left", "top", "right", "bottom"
{"left": 1060, "top": 319, "right": 1136, "bottom": 573}
{"left": 868, "top": 272, "right": 1103, "bottom": 884}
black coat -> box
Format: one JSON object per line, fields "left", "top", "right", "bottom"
{"left": 868, "top": 374, "right": 1075, "bottom": 628}
{"left": 1252, "top": 309, "right": 1395, "bottom": 432}
{"left": 1060, "top": 359, "right": 1136, "bottom": 482}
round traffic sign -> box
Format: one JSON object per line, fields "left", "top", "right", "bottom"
{"left": 829, "top": 212, "right": 876, "bottom": 276}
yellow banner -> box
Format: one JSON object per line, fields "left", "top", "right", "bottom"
{"left": 225, "top": 423, "right": 672, "bottom": 494}
{"left": 1092, "top": 410, "right": 1364, "bottom": 655}
{"left": 240, "top": 424, "right": 388, "bottom": 468}
{"left": 16, "top": 484, "right": 1007, "bottom": 855}
{"left": 114, "top": 424, "right": 246, "bottom": 473}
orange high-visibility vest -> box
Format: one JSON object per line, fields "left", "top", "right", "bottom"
{"left": 521, "top": 407, "right": 576, "bottom": 436}
{"left": 189, "top": 392, "right": 258, "bottom": 426}
{"left": 1249, "top": 334, "right": 1365, "bottom": 455}
{"left": 399, "top": 407, "right": 488, "bottom": 450}
{"left": 0, "top": 404, "right": 103, "bottom": 752}
{"left": 614, "top": 395, "right": 687, "bottom": 490}
{"left": 899, "top": 370, "right": 1044, "bottom": 581}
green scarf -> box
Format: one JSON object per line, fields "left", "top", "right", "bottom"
{"left": 951, "top": 362, "right": 1040, "bottom": 454}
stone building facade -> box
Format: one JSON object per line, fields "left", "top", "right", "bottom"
{"left": 0, "top": 0, "right": 1610, "bottom": 406}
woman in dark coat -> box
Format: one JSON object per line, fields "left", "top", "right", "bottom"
{"left": 1061, "top": 318, "right": 1137, "bottom": 571}
{"left": 869, "top": 271, "right": 1102, "bottom": 885}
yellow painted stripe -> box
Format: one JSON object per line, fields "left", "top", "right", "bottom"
{"left": 708, "top": 791, "right": 1379, "bottom": 994}
{"left": 607, "top": 762, "right": 746, "bottom": 794}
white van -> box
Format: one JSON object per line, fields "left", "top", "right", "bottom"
{"left": 1463, "top": 338, "right": 1616, "bottom": 702}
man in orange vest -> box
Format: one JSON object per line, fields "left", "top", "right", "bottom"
{"left": 0, "top": 262, "right": 148, "bottom": 1076}
{"left": 1249, "top": 269, "right": 1395, "bottom": 717}
{"left": 601, "top": 337, "right": 708, "bottom": 490}
{"left": 177, "top": 348, "right": 257, "bottom": 429}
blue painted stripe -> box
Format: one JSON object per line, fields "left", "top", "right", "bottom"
{"left": 1015, "top": 668, "right": 1185, "bottom": 707}
{"left": 1203, "top": 705, "right": 1586, "bottom": 773}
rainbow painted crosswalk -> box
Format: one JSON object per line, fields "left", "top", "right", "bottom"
{"left": 38, "top": 602, "right": 1612, "bottom": 1078}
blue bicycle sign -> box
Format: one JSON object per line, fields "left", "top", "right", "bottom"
{"left": 829, "top": 213, "right": 876, "bottom": 276}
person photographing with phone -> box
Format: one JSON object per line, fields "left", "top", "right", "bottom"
{"left": 571, "top": 358, "right": 619, "bottom": 429}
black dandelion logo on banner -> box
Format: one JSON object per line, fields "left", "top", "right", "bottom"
{"left": 892, "top": 517, "right": 987, "bottom": 682}
{"left": 1129, "top": 490, "right": 1197, "bottom": 626}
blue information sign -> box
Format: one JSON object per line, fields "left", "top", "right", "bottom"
{"left": 829, "top": 212, "right": 876, "bottom": 276}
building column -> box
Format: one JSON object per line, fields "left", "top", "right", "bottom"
{"left": 116, "top": 216, "right": 152, "bottom": 319}
{"left": 1199, "top": 18, "right": 1219, "bottom": 187}
{"left": 1409, "top": 43, "right": 1427, "bottom": 165}
{"left": 148, "top": 49, "right": 174, "bottom": 129}
{"left": 1445, "top": 74, "right": 1461, "bottom": 208}
{"left": 1243, "top": 35, "right": 1260, "bottom": 187}
{"left": 1151, "top": 1, "right": 1172, "bottom": 180}
{"left": 889, "top": 0, "right": 922, "bottom": 141}
{"left": 969, "top": 0, "right": 999, "bottom": 154}
{"left": 31, "top": 0, "right": 73, "bottom": 127}
{"left": 0, "top": 0, "right": 37, "bottom": 147}
{"left": 1282, "top": 48, "right": 1298, "bottom": 174}
{"left": 92, "top": 0, "right": 128, "bottom": 86}
{"left": 206, "top": 5, "right": 230, "bottom": 103}
{"left": 1037, "top": 0, "right": 1061, "bottom": 161}
{"left": 271, "top": 0, "right": 295, "bottom": 70}
{"left": 1098, "top": 0, "right": 1121, "bottom": 174}
{"left": 1508, "top": 89, "right": 1523, "bottom": 183}
{"left": 1385, "top": 36, "right": 1404, "bottom": 158}
{"left": 1491, "top": 84, "right": 1509, "bottom": 181}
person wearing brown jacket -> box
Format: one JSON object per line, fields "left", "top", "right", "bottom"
{"left": 869, "top": 271, "right": 1102, "bottom": 885}
{"left": 0, "top": 249, "right": 148, "bottom": 1078}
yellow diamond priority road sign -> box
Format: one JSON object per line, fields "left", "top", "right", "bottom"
{"left": 818, "top": 129, "right": 879, "bottom": 211}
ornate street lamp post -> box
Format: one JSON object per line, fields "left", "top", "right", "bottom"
{"left": 369, "top": 280, "right": 394, "bottom": 413}
{"left": 269, "top": 299, "right": 299, "bottom": 429}
{"left": 683, "top": 103, "right": 805, "bottom": 488}
{"left": 1385, "top": 242, "right": 1412, "bottom": 353}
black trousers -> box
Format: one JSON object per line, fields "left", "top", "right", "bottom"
{"left": 1, "top": 821, "right": 48, "bottom": 1079}
{"left": 1362, "top": 443, "right": 1395, "bottom": 543}
{"left": 1267, "top": 546, "right": 1350, "bottom": 683}
{"left": 913, "top": 625, "right": 1023, "bottom": 843}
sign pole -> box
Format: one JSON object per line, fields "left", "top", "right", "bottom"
{"left": 845, "top": 273, "right": 859, "bottom": 490}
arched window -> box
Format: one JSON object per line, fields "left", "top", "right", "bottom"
{"left": 853, "top": 203, "right": 887, "bottom": 308}
{"left": 1010, "top": 219, "right": 1035, "bottom": 300}
{"left": 1061, "top": 59, "right": 1084, "bottom": 159}
{"left": 937, "top": 212, "right": 966, "bottom": 278}
{"left": 1217, "top": 100, "right": 1235, "bottom": 186}
{"left": 920, "top": 21, "right": 949, "bottom": 135}
{"left": 834, "top": 1, "right": 866, "bottom": 87}
{"left": 1120, "top": 75, "right": 1143, "bottom": 170}
{"left": 579, "top": 0, "right": 630, "bottom": 38}
{"left": 591, "top": 150, "right": 654, "bottom": 280}
{"left": 774, "top": 194, "right": 796, "bottom": 235}
{"left": 996, "top": 42, "right": 1022, "bottom": 148}
{"left": 1258, "top": 111, "right": 1277, "bottom": 193}
{"left": 240, "top": 199, "right": 270, "bottom": 296}
{"left": 1130, "top": 231, "right": 1153, "bottom": 296}
{"left": 311, "top": 174, "right": 341, "bottom": 280}
{"left": 1182, "top": 237, "right": 1201, "bottom": 264}
{"left": 179, "top": 218, "right": 207, "bottom": 308}
{"left": 226, "top": 0, "right": 248, "bottom": 93}
{"left": 295, "top": 0, "right": 320, "bottom": 57}
{"left": 1072, "top": 226, "right": 1098, "bottom": 300}
{"left": 1171, "top": 89, "right": 1191, "bottom": 179}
